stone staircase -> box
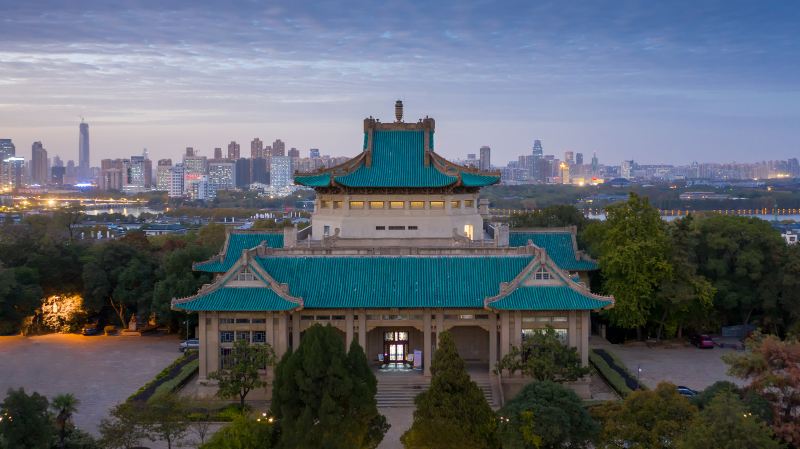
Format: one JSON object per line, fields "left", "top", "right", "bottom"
{"left": 375, "top": 371, "right": 497, "bottom": 408}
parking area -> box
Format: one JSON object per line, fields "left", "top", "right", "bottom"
{"left": 591, "top": 336, "right": 746, "bottom": 391}
{"left": 0, "top": 333, "right": 180, "bottom": 434}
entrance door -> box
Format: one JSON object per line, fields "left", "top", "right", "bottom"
{"left": 383, "top": 331, "right": 409, "bottom": 365}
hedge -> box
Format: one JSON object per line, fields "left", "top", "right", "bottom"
{"left": 128, "top": 351, "right": 199, "bottom": 403}
{"left": 589, "top": 349, "right": 644, "bottom": 398}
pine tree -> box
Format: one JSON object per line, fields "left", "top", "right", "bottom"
{"left": 271, "top": 324, "right": 387, "bottom": 449}
{"left": 401, "top": 332, "right": 499, "bottom": 449}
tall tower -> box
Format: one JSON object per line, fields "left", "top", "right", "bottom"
{"left": 531, "top": 140, "right": 543, "bottom": 181}
{"left": 78, "top": 120, "right": 90, "bottom": 180}
{"left": 31, "top": 141, "right": 48, "bottom": 185}
{"left": 479, "top": 146, "right": 491, "bottom": 171}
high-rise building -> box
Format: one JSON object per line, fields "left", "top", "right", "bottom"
{"left": 126, "top": 155, "right": 147, "bottom": 192}
{"left": 564, "top": 151, "right": 574, "bottom": 165}
{"left": 98, "top": 158, "right": 127, "bottom": 191}
{"left": 272, "top": 139, "right": 285, "bottom": 157}
{"left": 51, "top": 166, "right": 65, "bottom": 185}
{"left": 288, "top": 147, "right": 300, "bottom": 159}
{"left": 31, "top": 141, "right": 48, "bottom": 185}
{"left": 479, "top": 146, "right": 491, "bottom": 171}
{"left": 228, "top": 141, "right": 241, "bottom": 160}
{"left": 65, "top": 160, "right": 76, "bottom": 185}
{"left": 78, "top": 120, "right": 90, "bottom": 180}
{"left": 208, "top": 160, "right": 236, "bottom": 192}
{"left": 1, "top": 157, "right": 25, "bottom": 191}
{"left": 532, "top": 140, "right": 543, "bottom": 158}
{"left": 185, "top": 147, "right": 195, "bottom": 157}
{"left": 213, "top": 147, "right": 223, "bottom": 160}
{"left": 251, "top": 158, "right": 268, "bottom": 184}
{"left": 270, "top": 156, "right": 292, "bottom": 188}
{"left": 250, "top": 138, "right": 263, "bottom": 159}
{"left": 168, "top": 163, "right": 185, "bottom": 198}
{"left": 575, "top": 153, "right": 584, "bottom": 166}
{"left": 0, "top": 139, "right": 14, "bottom": 161}
{"left": 309, "top": 148, "right": 321, "bottom": 159}
{"left": 591, "top": 152, "right": 599, "bottom": 175}
{"left": 183, "top": 154, "right": 208, "bottom": 194}
{"left": 156, "top": 159, "right": 172, "bottom": 191}
{"left": 531, "top": 140, "right": 544, "bottom": 181}
{"left": 189, "top": 175, "right": 215, "bottom": 200}
{"left": 620, "top": 160, "right": 635, "bottom": 179}
{"left": 235, "top": 158, "right": 251, "bottom": 188}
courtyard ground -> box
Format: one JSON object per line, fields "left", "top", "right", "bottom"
{"left": 0, "top": 333, "right": 180, "bottom": 435}
{"left": 590, "top": 335, "right": 746, "bottom": 391}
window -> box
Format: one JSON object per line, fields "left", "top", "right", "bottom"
{"left": 320, "top": 200, "right": 331, "bottom": 209}
{"left": 552, "top": 316, "right": 568, "bottom": 322}
{"left": 369, "top": 201, "right": 385, "bottom": 209}
{"left": 376, "top": 226, "right": 386, "bottom": 230}
{"left": 333, "top": 201, "right": 343, "bottom": 209}
{"left": 301, "top": 315, "right": 315, "bottom": 321}
{"left": 349, "top": 201, "right": 364, "bottom": 209}
{"left": 409, "top": 201, "right": 425, "bottom": 209}
{"left": 323, "top": 225, "right": 331, "bottom": 236}
{"left": 464, "top": 199, "right": 475, "bottom": 208}
{"left": 430, "top": 201, "right": 444, "bottom": 209}
{"left": 451, "top": 200, "right": 461, "bottom": 209}
{"left": 522, "top": 328, "right": 568, "bottom": 344}
{"left": 252, "top": 318, "right": 266, "bottom": 324}
{"left": 332, "top": 315, "right": 345, "bottom": 320}
{"left": 384, "top": 331, "right": 408, "bottom": 341}
{"left": 252, "top": 331, "right": 266, "bottom": 343}
{"left": 388, "top": 225, "right": 405, "bottom": 230}
{"left": 219, "top": 318, "right": 234, "bottom": 325}
{"left": 389, "top": 201, "right": 405, "bottom": 209}
{"left": 235, "top": 318, "right": 250, "bottom": 324}
{"left": 235, "top": 267, "right": 256, "bottom": 281}
{"left": 220, "top": 347, "right": 233, "bottom": 369}
{"left": 220, "top": 331, "right": 234, "bottom": 343}
{"left": 236, "top": 331, "right": 251, "bottom": 342}
{"left": 408, "top": 225, "right": 418, "bottom": 230}
{"left": 534, "top": 266, "right": 553, "bottom": 280}
{"left": 315, "top": 315, "right": 331, "bottom": 321}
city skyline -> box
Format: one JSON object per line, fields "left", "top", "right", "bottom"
{"left": 0, "top": 1, "right": 798, "bottom": 165}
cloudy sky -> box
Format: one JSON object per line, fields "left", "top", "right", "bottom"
{"left": 1, "top": 0, "right": 798, "bottom": 166}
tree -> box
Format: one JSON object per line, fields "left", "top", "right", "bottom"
{"left": 401, "top": 332, "right": 498, "bottom": 449}
{"left": 51, "top": 393, "right": 80, "bottom": 449}
{"left": 186, "top": 399, "right": 215, "bottom": 446}
{"left": 495, "top": 326, "right": 589, "bottom": 382}
{"left": 723, "top": 334, "right": 800, "bottom": 446}
{"left": 498, "top": 381, "right": 597, "bottom": 449}
{"left": 594, "top": 382, "right": 697, "bottom": 449}
{"left": 677, "top": 392, "right": 783, "bottom": 449}
{"left": 141, "top": 394, "right": 189, "bottom": 449}
{"left": 271, "top": 324, "right": 388, "bottom": 449}
{"left": 98, "top": 402, "right": 147, "bottom": 449}
{"left": 200, "top": 415, "right": 274, "bottom": 449}
{"left": 0, "top": 387, "right": 54, "bottom": 449}
{"left": 209, "top": 339, "right": 276, "bottom": 410}
{"left": 509, "top": 205, "right": 588, "bottom": 231}
{"left": 597, "top": 193, "right": 672, "bottom": 331}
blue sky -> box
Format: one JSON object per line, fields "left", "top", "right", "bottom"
{"left": 1, "top": 0, "right": 798, "bottom": 166}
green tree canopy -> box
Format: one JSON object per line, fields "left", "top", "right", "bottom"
{"left": 498, "top": 381, "right": 597, "bottom": 449}
{"left": 200, "top": 415, "right": 275, "bottom": 449}
{"left": 401, "top": 332, "right": 498, "bottom": 449}
{"left": 495, "top": 326, "right": 589, "bottom": 382}
{"left": 51, "top": 393, "right": 80, "bottom": 449}
{"left": 509, "top": 205, "right": 588, "bottom": 231}
{"left": 209, "top": 339, "right": 276, "bottom": 410}
{"left": 271, "top": 324, "right": 387, "bottom": 449}
{"left": 0, "top": 387, "right": 54, "bottom": 449}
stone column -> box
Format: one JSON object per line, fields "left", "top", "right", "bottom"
{"left": 423, "top": 312, "right": 432, "bottom": 376}
{"left": 207, "top": 312, "right": 220, "bottom": 378}
{"left": 435, "top": 312, "right": 444, "bottom": 347}
{"left": 345, "top": 311, "right": 354, "bottom": 348}
{"left": 292, "top": 313, "right": 301, "bottom": 350}
{"left": 358, "top": 310, "right": 367, "bottom": 352}
{"left": 513, "top": 311, "right": 523, "bottom": 349}
{"left": 276, "top": 313, "right": 288, "bottom": 358}
{"left": 266, "top": 312, "right": 274, "bottom": 347}
{"left": 488, "top": 313, "right": 497, "bottom": 374}
{"left": 568, "top": 310, "right": 577, "bottom": 349}
{"left": 581, "top": 311, "right": 590, "bottom": 366}
{"left": 500, "top": 312, "right": 510, "bottom": 359}
{"left": 198, "top": 312, "right": 208, "bottom": 380}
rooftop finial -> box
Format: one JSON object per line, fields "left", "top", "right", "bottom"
{"left": 395, "top": 100, "right": 403, "bottom": 123}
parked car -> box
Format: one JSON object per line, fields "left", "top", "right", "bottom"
{"left": 690, "top": 334, "right": 715, "bottom": 349}
{"left": 82, "top": 321, "right": 101, "bottom": 336}
{"left": 179, "top": 339, "right": 200, "bottom": 352}
{"left": 677, "top": 386, "right": 699, "bottom": 397}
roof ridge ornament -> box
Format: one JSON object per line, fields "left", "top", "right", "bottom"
{"left": 395, "top": 100, "right": 403, "bottom": 123}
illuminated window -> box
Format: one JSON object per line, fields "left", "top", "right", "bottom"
{"left": 320, "top": 200, "right": 331, "bottom": 209}
{"left": 390, "top": 201, "right": 405, "bottom": 209}
{"left": 464, "top": 199, "right": 475, "bottom": 208}
{"left": 369, "top": 201, "right": 385, "bottom": 209}
{"left": 534, "top": 266, "right": 553, "bottom": 280}
{"left": 451, "top": 200, "right": 461, "bottom": 209}
{"left": 333, "top": 201, "right": 343, "bottom": 209}
{"left": 349, "top": 201, "right": 364, "bottom": 209}
{"left": 252, "top": 331, "right": 266, "bottom": 343}
{"left": 409, "top": 201, "right": 425, "bottom": 209}
{"left": 463, "top": 224, "right": 474, "bottom": 240}
{"left": 430, "top": 201, "right": 444, "bottom": 209}
{"left": 235, "top": 267, "right": 256, "bottom": 281}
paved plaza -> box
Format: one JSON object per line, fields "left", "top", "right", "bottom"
{"left": 591, "top": 336, "right": 746, "bottom": 391}
{"left": 0, "top": 333, "right": 180, "bottom": 434}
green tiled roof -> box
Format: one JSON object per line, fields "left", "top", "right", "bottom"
{"left": 174, "top": 287, "right": 298, "bottom": 312}
{"left": 335, "top": 131, "right": 457, "bottom": 188}
{"left": 489, "top": 286, "right": 611, "bottom": 310}
{"left": 256, "top": 256, "right": 532, "bottom": 308}
{"left": 461, "top": 172, "right": 500, "bottom": 187}
{"left": 509, "top": 232, "right": 598, "bottom": 271}
{"left": 294, "top": 173, "right": 330, "bottom": 187}
{"left": 195, "top": 233, "right": 284, "bottom": 273}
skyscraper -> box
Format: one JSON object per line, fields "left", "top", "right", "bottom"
{"left": 31, "top": 141, "right": 48, "bottom": 185}
{"left": 250, "top": 138, "right": 263, "bottom": 159}
{"left": 209, "top": 160, "right": 236, "bottom": 192}
{"left": 309, "top": 148, "right": 321, "bottom": 159}
{"left": 270, "top": 156, "right": 292, "bottom": 188}
{"left": 272, "top": 139, "right": 285, "bottom": 157}
{"left": 531, "top": 140, "right": 544, "bottom": 181}
{"left": 564, "top": 151, "right": 574, "bottom": 165}
{"left": 186, "top": 147, "right": 195, "bottom": 157}
{"left": 288, "top": 147, "right": 300, "bottom": 159}
{"left": 479, "top": 146, "right": 491, "bottom": 171}
{"left": 156, "top": 159, "right": 172, "bottom": 191}
{"left": 591, "top": 152, "right": 599, "bottom": 175}
{"left": 213, "top": 147, "right": 223, "bottom": 160}
{"left": 0, "top": 139, "right": 14, "bottom": 161}
{"left": 183, "top": 154, "right": 208, "bottom": 194}
{"left": 78, "top": 120, "right": 90, "bottom": 180}
{"left": 168, "top": 163, "right": 185, "bottom": 198}
{"left": 228, "top": 141, "right": 241, "bottom": 160}
{"left": 575, "top": 153, "right": 584, "bottom": 166}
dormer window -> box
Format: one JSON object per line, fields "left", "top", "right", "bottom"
{"left": 235, "top": 266, "right": 256, "bottom": 281}
{"left": 534, "top": 266, "right": 553, "bottom": 280}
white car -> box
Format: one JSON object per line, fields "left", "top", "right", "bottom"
{"left": 179, "top": 339, "right": 200, "bottom": 352}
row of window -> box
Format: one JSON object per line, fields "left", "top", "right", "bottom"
{"left": 319, "top": 199, "right": 475, "bottom": 210}
{"left": 220, "top": 347, "right": 268, "bottom": 370}
{"left": 219, "top": 317, "right": 267, "bottom": 324}
{"left": 522, "top": 328, "right": 568, "bottom": 344}
{"left": 220, "top": 330, "right": 267, "bottom": 343}
{"left": 375, "top": 225, "right": 419, "bottom": 231}
{"left": 220, "top": 315, "right": 567, "bottom": 326}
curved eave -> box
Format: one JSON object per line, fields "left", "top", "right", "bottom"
{"left": 488, "top": 286, "right": 614, "bottom": 311}
{"left": 173, "top": 287, "right": 299, "bottom": 312}
{"left": 460, "top": 172, "right": 501, "bottom": 187}
{"left": 294, "top": 173, "right": 331, "bottom": 187}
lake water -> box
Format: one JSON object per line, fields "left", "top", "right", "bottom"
{"left": 82, "top": 205, "right": 162, "bottom": 217}
{"left": 586, "top": 213, "right": 800, "bottom": 223}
